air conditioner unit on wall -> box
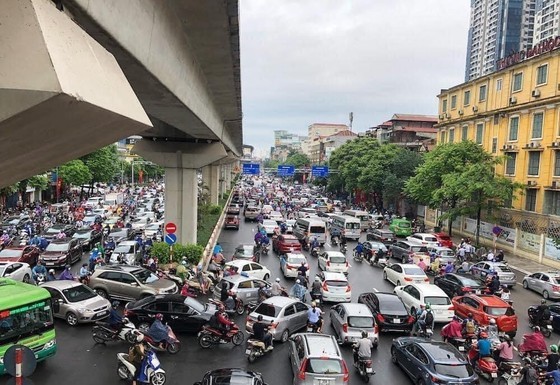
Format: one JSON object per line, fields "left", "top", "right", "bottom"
{"left": 509, "top": 97, "right": 517, "bottom": 104}
{"left": 458, "top": 110, "right": 464, "bottom": 115}
{"left": 553, "top": 181, "right": 559, "bottom": 189}
{"left": 507, "top": 144, "right": 514, "bottom": 150}
{"left": 532, "top": 89, "right": 541, "bottom": 97}
{"left": 553, "top": 142, "right": 560, "bottom": 148}
{"left": 528, "top": 180, "right": 537, "bottom": 186}
{"left": 472, "top": 106, "right": 479, "bottom": 113}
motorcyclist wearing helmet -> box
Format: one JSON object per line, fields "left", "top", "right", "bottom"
{"left": 252, "top": 314, "right": 273, "bottom": 351}
{"left": 108, "top": 301, "right": 123, "bottom": 332}
{"left": 441, "top": 315, "right": 463, "bottom": 342}
{"left": 520, "top": 326, "right": 548, "bottom": 354}
{"left": 520, "top": 357, "right": 539, "bottom": 385}
{"left": 310, "top": 276, "right": 322, "bottom": 302}
{"left": 535, "top": 299, "right": 551, "bottom": 327}
{"left": 78, "top": 263, "right": 90, "bottom": 284}
{"left": 547, "top": 345, "right": 560, "bottom": 372}
{"left": 59, "top": 265, "right": 74, "bottom": 281}
{"left": 353, "top": 241, "right": 364, "bottom": 259}
{"left": 271, "top": 277, "right": 285, "bottom": 296}
{"left": 175, "top": 258, "right": 188, "bottom": 281}
{"left": 352, "top": 331, "right": 374, "bottom": 370}
{"left": 47, "top": 269, "right": 57, "bottom": 282}
{"left": 147, "top": 313, "right": 169, "bottom": 349}
{"left": 215, "top": 304, "right": 235, "bottom": 339}
{"left": 495, "top": 334, "right": 513, "bottom": 366}
{"left": 128, "top": 333, "right": 146, "bottom": 385}
{"left": 31, "top": 260, "right": 47, "bottom": 282}
{"left": 307, "top": 301, "right": 323, "bottom": 333}
{"left": 471, "top": 331, "right": 492, "bottom": 366}
{"left": 487, "top": 318, "right": 499, "bottom": 341}
{"left": 462, "top": 313, "right": 478, "bottom": 336}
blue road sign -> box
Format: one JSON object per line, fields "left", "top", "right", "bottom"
{"left": 165, "top": 233, "right": 177, "bottom": 245}
{"left": 311, "top": 165, "right": 329, "bottom": 177}
{"left": 277, "top": 165, "right": 295, "bottom": 176}
{"left": 242, "top": 163, "right": 260, "bottom": 175}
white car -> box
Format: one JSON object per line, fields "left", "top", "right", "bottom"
{"left": 318, "top": 251, "right": 349, "bottom": 275}
{"left": 383, "top": 263, "right": 429, "bottom": 286}
{"left": 406, "top": 233, "right": 440, "bottom": 248}
{"left": 225, "top": 260, "right": 271, "bottom": 281}
{"left": 0, "top": 261, "right": 33, "bottom": 283}
{"left": 394, "top": 283, "right": 454, "bottom": 323}
{"left": 130, "top": 217, "right": 151, "bottom": 231}
{"left": 144, "top": 222, "right": 164, "bottom": 239}
{"left": 280, "top": 253, "right": 309, "bottom": 279}
{"left": 261, "top": 219, "right": 278, "bottom": 235}
{"left": 268, "top": 211, "right": 284, "bottom": 223}
{"left": 285, "top": 219, "right": 296, "bottom": 234}
{"left": 319, "top": 272, "right": 351, "bottom": 303}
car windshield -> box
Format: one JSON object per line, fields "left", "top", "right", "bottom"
{"left": 306, "top": 358, "right": 342, "bottom": 374}
{"left": 496, "top": 265, "right": 512, "bottom": 272}
{"left": 254, "top": 303, "right": 282, "bottom": 317}
{"left": 348, "top": 316, "right": 373, "bottom": 328}
{"left": 310, "top": 226, "right": 324, "bottom": 233}
{"left": 329, "top": 256, "right": 346, "bottom": 264}
{"left": 325, "top": 280, "right": 347, "bottom": 287}
{"left": 397, "top": 221, "right": 410, "bottom": 228}
{"left": 424, "top": 237, "right": 437, "bottom": 242}
{"left": 424, "top": 296, "right": 451, "bottom": 305}
{"left": 404, "top": 267, "right": 425, "bottom": 275}
{"left": 111, "top": 231, "right": 127, "bottom": 238}
{"left": 438, "top": 249, "right": 455, "bottom": 257}
{"left": 485, "top": 306, "right": 514, "bottom": 316}
{"left": 73, "top": 231, "right": 91, "bottom": 239}
{"left": 46, "top": 243, "right": 69, "bottom": 252}
{"left": 0, "top": 250, "right": 22, "bottom": 258}
{"left": 287, "top": 256, "right": 306, "bottom": 264}
{"left": 284, "top": 239, "right": 300, "bottom": 245}
{"left": 114, "top": 245, "right": 134, "bottom": 254}
{"left": 379, "top": 299, "right": 406, "bottom": 312}
{"left": 458, "top": 276, "right": 484, "bottom": 286}
{"left": 434, "top": 364, "right": 473, "bottom": 378}
{"left": 132, "top": 269, "right": 159, "bottom": 284}
{"left": 62, "top": 285, "right": 97, "bottom": 303}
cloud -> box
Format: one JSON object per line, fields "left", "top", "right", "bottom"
{"left": 240, "top": 0, "right": 470, "bottom": 156}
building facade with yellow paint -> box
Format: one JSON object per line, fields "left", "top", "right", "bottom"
{"left": 437, "top": 40, "right": 560, "bottom": 216}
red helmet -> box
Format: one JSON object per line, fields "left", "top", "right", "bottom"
{"left": 480, "top": 332, "right": 488, "bottom": 338}
{"left": 155, "top": 313, "right": 163, "bottom": 321}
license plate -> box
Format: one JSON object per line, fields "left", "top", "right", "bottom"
{"left": 318, "top": 380, "right": 331, "bottom": 385}
{"left": 393, "top": 318, "right": 401, "bottom": 324}
{"left": 366, "top": 368, "right": 373, "bottom": 373}
{"left": 435, "top": 310, "right": 443, "bottom": 314}
{"left": 548, "top": 325, "right": 553, "bottom": 330}
{"left": 245, "top": 349, "right": 251, "bottom": 355}
{"left": 475, "top": 290, "right": 481, "bottom": 295}
{"left": 458, "top": 346, "right": 465, "bottom": 351}
{"left": 491, "top": 373, "right": 497, "bottom": 378}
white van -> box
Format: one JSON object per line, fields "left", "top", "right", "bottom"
{"left": 344, "top": 209, "right": 370, "bottom": 230}
{"left": 330, "top": 215, "right": 361, "bottom": 241}
{"left": 292, "top": 218, "right": 327, "bottom": 245}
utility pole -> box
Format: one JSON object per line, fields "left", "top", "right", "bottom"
{"left": 349, "top": 112, "right": 353, "bottom": 132}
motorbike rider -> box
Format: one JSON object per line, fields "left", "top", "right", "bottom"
{"left": 223, "top": 292, "right": 237, "bottom": 313}
{"left": 470, "top": 331, "right": 492, "bottom": 367}
{"left": 252, "top": 315, "right": 273, "bottom": 351}
{"left": 108, "top": 301, "right": 124, "bottom": 334}
{"left": 290, "top": 279, "right": 306, "bottom": 302}
{"left": 411, "top": 303, "right": 427, "bottom": 336}
{"left": 307, "top": 301, "right": 323, "bottom": 332}
{"left": 31, "top": 260, "right": 47, "bottom": 282}
{"left": 494, "top": 335, "right": 514, "bottom": 366}
{"left": 487, "top": 274, "right": 501, "bottom": 295}
{"left": 547, "top": 345, "right": 560, "bottom": 372}
{"left": 441, "top": 315, "right": 463, "bottom": 342}
{"left": 47, "top": 269, "right": 57, "bottom": 282}
{"left": 310, "top": 237, "right": 319, "bottom": 251}
{"left": 0, "top": 231, "right": 10, "bottom": 246}
{"left": 417, "top": 258, "right": 427, "bottom": 272}
{"left": 59, "top": 265, "right": 74, "bottom": 281}
{"left": 443, "top": 261, "right": 454, "bottom": 274}
{"left": 353, "top": 331, "right": 374, "bottom": 371}
{"left": 271, "top": 278, "right": 285, "bottom": 296}
{"left": 147, "top": 313, "right": 169, "bottom": 349}
{"left": 353, "top": 241, "right": 364, "bottom": 259}
{"left": 297, "top": 261, "right": 308, "bottom": 279}
{"left": 215, "top": 304, "right": 235, "bottom": 340}
{"left": 519, "top": 357, "right": 539, "bottom": 385}
{"left": 462, "top": 313, "right": 478, "bottom": 336}
{"left": 128, "top": 333, "right": 146, "bottom": 385}
{"left": 330, "top": 227, "right": 341, "bottom": 244}
{"left": 78, "top": 263, "right": 90, "bottom": 284}
{"left": 535, "top": 299, "right": 551, "bottom": 327}
{"left": 487, "top": 318, "right": 499, "bottom": 341}
{"left": 545, "top": 363, "right": 560, "bottom": 385}
{"left": 213, "top": 242, "right": 223, "bottom": 256}
{"left": 520, "top": 326, "right": 548, "bottom": 354}
{"left": 175, "top": 259, "right": 188, "bottom": 282}
{"left": 310, "top": 276, "right": 322, "bottom": 302}
{"left": 373, "top": 247, "right": 386, "bottom": 265}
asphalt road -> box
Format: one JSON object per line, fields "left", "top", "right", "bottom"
{"left": 26, "top": 219, "right": 553, "bottom": 385}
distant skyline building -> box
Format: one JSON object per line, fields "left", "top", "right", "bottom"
{"left": 533, "top": 0, "right": 560, "bottom": 43}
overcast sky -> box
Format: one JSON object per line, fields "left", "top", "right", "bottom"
{"left": 239, "top": 0, "right": 471, "bottom": 157}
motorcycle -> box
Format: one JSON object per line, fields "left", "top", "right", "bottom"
{"left": 331, "top": 236, "right": 339, "bottom": 246}
{"left": 209, "top": 297, "right": 245, "bottom": 317}
{"left": 262, "top": 244, "right": 269, "bottom": 255}
{"left": 116, "top": 350, "right": 166, "bottom": 385}
{"left": 467, "top": 345, "right": 499, "bottom": 381}
{"left": 142, "top": 325, "right": 181, "bottom": 354}
{"left": 245, "top": 337, "right": 271, "bottom": 363}
{"left": 446, "top": 337, "right": 467, "bottom": 352}
{"left": 92, "top": 318, "right": 141, "bottom": 344}
{"left": 310, "top": 247, "right": 319, "bottom": 258}
{"left": 353, "top": 251, "right": 364, "bottom": 263}
{"left": 306, "top": 317, "right": 322, "bottom": 333}
{"left": 497, "top": 361, "right": 522, "bottom": 385}
{"left": 354, "top": 349, "right": 375, "bottom": 383}
{"left": 417, "top": 325, "right": 433, "bottom": 339}
{"left": 197, "top": 324, "right": 245, "bottom": 348}
{"left": 528, "top": 307, "right": 553, "bottom": 338}
{"left": 35, "top": 273, "right": 46, "bottom": 286}
{"left": 340, "top": 243, "right": 347, "bottom": 254}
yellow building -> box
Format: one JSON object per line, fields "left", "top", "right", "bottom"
{"left": 437, "top": 40, "right": 560, "bottom": 215}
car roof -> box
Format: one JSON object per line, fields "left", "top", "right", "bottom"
{"left": 407, "top": 283, "right": 447, "bottom": 295}
{"left": 411, "top": 233, "right": 435, "bottom": 238}
{"left": 261, "top": 296, "right": 301, "bottom": 307}
{"left": 222, "top": 274, "right": 254, "bottom": 283}
{"left": 417, "top": 341, "right": 466, "bottom": 363}
{"left": 393, "top": 263, "right": 422, "bottom": 269}
{"left": 466, "top": 293, "right": 510, "bottom": 307}
{"left": 430, "top": 246, "right": 452, "bottom": 251}
{"left": 369, "top": 291, "right": 400, "bottom": 301}
{"left": 323, "top": 272, "right": 347, "bottom": 281}
{"left": 226, "top": 260, "right": 259, "bottom": 268}
{"left": 324, "top": 251, "right": 346, "bottom": 258}
{"left": 300, "top": 333, "right": 340, "bottom": 357}
{"left": 280, "top": 234, "right": 298, "bottom": 239}
{"left": 337, "top": 303, "right": 373, "bottom": 316}
{"left": 95, "top": 265, "right": 142, "bottom": 273}
{"left": 42, "top": 280, "right": 83, "bottom": 290}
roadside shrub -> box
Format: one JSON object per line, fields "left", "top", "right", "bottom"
{"left": 150, "top": 242, "right": 204, "bottom": 265}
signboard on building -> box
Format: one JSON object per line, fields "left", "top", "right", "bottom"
{"left": 496, "top": 36, "right": 560, "bottom": 71}
{"left": 277, "top": 165, "right": 295, "bottom": 177}
{"left": 311, "top": 166, "right": 329, "bottom": 177}
{"left": 242, "top": 163, "right": 260, "bottom": 175}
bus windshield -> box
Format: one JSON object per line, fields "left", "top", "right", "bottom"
{"left": 0, "top": 300, "right": 54, "bottom": 344}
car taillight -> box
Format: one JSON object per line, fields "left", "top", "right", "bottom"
{"left": 431, "top": 375, "right": 444, "bottom": 383}
{"left": 346, "top": 285, "right": 351, "bottom": 292}
{"left": 342, "top": 360, "right": 349, "bottom": 382}
{"left": 298, "top": 358, "right": 307, "bottom": 380}
{"left": 322, "top": 282, "right": 329, "bottom": 291}
{"left": 342, "top": 323, "right": 348, "bottom": 333}
{"left": 404, "top": 277, "right": 413, "bottom": 281}
{"left": 377, "top": 314, "right": 385, "bottom": 323}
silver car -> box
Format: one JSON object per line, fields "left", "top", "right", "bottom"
{"left": 427, "top": 246, "right": 456, "bottom": 265}
{"left": 246, "top": 296, "right": 310, "bottom": 342}
{"left": 470, "top": 261, "right": 516, "bottom": 287}
{"left": 330, "top": 303, "right": 379, "bottom": 347}
{"left": 214, "top": 275, "right": 271, "bottom": 306}
{"left": 523, "top": 271, "right": 560, "bottom": 299}
{"left": 42, "top": 280, "right": 111, "bottom": 326}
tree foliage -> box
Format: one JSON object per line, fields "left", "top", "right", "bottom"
{"left": 80, "top": 145, "right": 119, "bottom": 184}
{"left": 285, "top": 152, "right": 310, "bottom": 169}
{"left": 59, "top": 160, "right": 92, "bottom": 187}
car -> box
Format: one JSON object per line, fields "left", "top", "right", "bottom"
{"left": 105, "top": 228, "right": 133, "bottom": 244}
{"left": 43, "top": 224, "right": 76, "bottom": 240}
{"left": 0, "top": 261, "right": 33, "bottom": 283}
{"left": 227, "top": 204, "right": 241, "bottom": 215}
{"left": 42, "top": 280, "right": 111, "bottom": 326}
{"left": 88, "top": 265, "right": 177, "bottom": 301}
{"left": 406, "top": 233, "right": 440, "bottom": 248}
{"left": 232, "top": 244, "right": 257, "bottom": 262}
{"left": 470, "top": 261, "right": 516, "bottom": 287}
{"left": 272, "top": 234, "right": 301, "bottom": 254}
{"left": 522, "top": 271, "right": 560, "bottom": 299}
{"left": 144, "top": 222, "right": 163, "bottom": 239}
{"left": 82, "top": 215, "right": 102, "bottom": 227}
{"left": 288, "top": 333, "right": 349, "bottom": 385}
{"left": 280, "top": 253, "right": 309, "bottom": 279}
{"left": 545, "top": 303, "right": 560, "bottom": 333}
{"left": 390, "top": 241, "right": 429, "bottom": 264}
{"left": 224, "top": 260, "right": 271, "bottom": 280}
{"left": 130, "top": 216, "right": 151, "bottom": 231}
{"left": 285, "top": 219, "right": 296, "bottom": 233}
{"left": 261, "top": 219, "right": 278, "bottom": 235}
{"left": 215, "top": 275, "right": 271, "bottom": 306}
{"left": 434, "top": 273, "right": 487, "bottom": 298}
{"left": 0, "top": 246, "right": 40, "bottom": 266}
{"left": 72, "top": 228, "right": 102, "bottom": 251}
{"left": 366, "top": 228, "right": 396, "bottom": 245}
{"left": 317, "top": 251, "right": 349, "bottom": 275}
{"left": 124, "top": 294, "right": 216, "bottom": 333}
{"left": 427, "top": 246, "right": 456, "bottom": 265}
{"left": 383, "top": 263, "right": 429, "bottom": 286}
{"left": 246, "top": 296, "right": 310, "bottom": 342}
{"left": 109, "top": 241, "right": 141, "bottom": 265}
{"left": 330, "top": 303, "right": 379, "bottom": 347}
{"left": 244, "top": 206, "right": 261, "bottom": 222}
{"left": 358, "top": 291, "right": 414, "bottom": 333}
{"left": 433, "top": 232, "right": 454, "bottom": 248}
{"left": 362, "top": 241, "right": 389, "bottom": 260}
{"left": 39, "top": 239, "right": 82, "bottom": 268}
{"left": 224, "top": 214, "right": 240, "bottom": 230}
{"left": 390, "top": 338, "right": 478, "bottom": 385}
{"left": 317, "top": 272, "right": 351, "bottom": 303}
{"left": 394, "top": 283, "right": 454, "bottom": 323}
{"left": 451, "top": 293, "right": 517, "bottom": 336}
{"left": 193, "top": 368, "right": 268, "bottom": 385}
{"left": 268, "top": 211, "right": 284, "bottom": 223}
{"left": 388, "top": 218, "right": 413, "bottom": 237}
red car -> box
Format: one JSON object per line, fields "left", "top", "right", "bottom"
{"left": 433, "top": 232, "right": 453, "bottom": 248}
{"left": 224, "top": 215, "right": 239, "bottom": 230}
{"left": 272, "top": 234, "right": 302, "bottom": 254}
{"left": 452, "top": 293, "right": 517, "bottom": 337}
{"left": 0, "top": 246, "right": 41, "bottom": 266}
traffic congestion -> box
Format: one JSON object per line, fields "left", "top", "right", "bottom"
{"left": 1, "top": 177, "right": 559, "bottom": 385}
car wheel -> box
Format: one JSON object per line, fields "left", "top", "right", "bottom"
{"left": 138, "top": 322, "right": 151, "bottom": 334}
{"left": 66, "top": 312, "right": 79, "bottom": 326}
{"left": 23, "top": 274, "right": 31, "bottom": 284}
{"left": 417, "top": 379, "right": 426, "bottom": 385}
{"left": 383, "top": 271, "right": 388, "bottom": 280}
{"left": 523, "top": 280, "right": 529, "bottom": 289}
{"left": 94, "top": 289, "right": 108, "bottom": 299}
{"left": 544, "top": 290, "right": 550, "bottom": 300}
{"left": 390, "top": 347, "right": 398, "bottom": 364}
{"left": 263, "top": 274, "right": 270, "bottom": 281}
{"left": 281, "top": 329, "right": 289, "bottom": 343}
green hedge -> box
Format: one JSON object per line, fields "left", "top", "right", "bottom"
{"left": 151, "top": 242, "right": 204, "bottom": 265}
{"left": 197, "top": 199, "right": 226, "bottom": 247}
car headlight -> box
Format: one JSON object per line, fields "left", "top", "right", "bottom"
{"left": 44, "top": 339, "right": 56, "bottom": 349}
{"left": 78, "top": 308, "right": 92, "bottom": 314}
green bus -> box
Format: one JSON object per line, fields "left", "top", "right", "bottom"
{"left": 0, "top": 278, "right": 57, "bottom": 374}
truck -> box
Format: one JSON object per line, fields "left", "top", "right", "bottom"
{"left": 103, "top": 193, "right": 124, "bottom": 209}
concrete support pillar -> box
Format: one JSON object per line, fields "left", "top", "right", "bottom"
{"left": 219, "top": 165, "right": 227, "bottom": 198}
{"left": 225, "top": 164, "right": 232, "bottom": 190}
{"left": 202, "top": 165, "right": 220, "bottom": 205}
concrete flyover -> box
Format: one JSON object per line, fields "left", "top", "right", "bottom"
{"left": 0, "top": 0, "right": 242, "bottom": 244}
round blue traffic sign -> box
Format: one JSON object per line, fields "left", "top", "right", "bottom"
{"left": 165, "top": 233, "right": 177, "bottom": 245}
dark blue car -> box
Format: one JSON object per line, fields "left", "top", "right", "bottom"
{"left": 391, "top": 337, "right": 478, "bottom": 385}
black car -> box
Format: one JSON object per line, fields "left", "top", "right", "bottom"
{"left": 358, "top": 292, "right": 414, "bottom": 333}
{"left": 106, "top": 229, "right": 133, "bottom": 244}
{"left": 391, "top": 338, "right": 478, "bottom": 385}
{"left": 193, "top": 368, "right": 268, "bottom": 385}
{"left": 124, "top": 294, "right": 216, "bottom": 333}
{"left": 72, "top": 229, "right": 102, "bottom": 251}
{"left": 433, "top": 273, "right": 487, "bottom": 298}
{"left": 43, "top": 224, "right": 76, "bottom": 240}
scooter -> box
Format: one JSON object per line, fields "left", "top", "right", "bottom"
{"left": 92, "top": 318, "right": 141, "bottom": 344}
{"left": 197, "top": 324, "right": 245, "bottom": 348}
{"left": 353, "top": 251, "right": 364, "bottom": 263}
{"left": 246, "top": 336, "right": 273, "bottom": 363}
{"left": 340, "top": 243, "right": 347, "bottom": 254}
{"left": 528, "top": 307, "right": 553, "bottom": 338}
{"left": 310, "top": 247, "right": 319, "bottom": 258}
{"left": 354, "top": 348, "right": 375, "bottom": 383}
{"left": 370, "top": 254, "right": 387, "bottom": 268}
{"left": 331, "top": 236, "right": 339, "bottom": 246}
{"left": 467, "top": 346, "right": 499, "bottom": 381}
{"left": 142, "top": 325, "right": 181, "bottom": 354}
{"left": 35, "top": 273, "right": 46, "bottom": 286}
{"left": 116, "top": 350, "right": 166, "bottom": 385}
{"left": 497, "top": 361, "right": 522, "bottom": 385}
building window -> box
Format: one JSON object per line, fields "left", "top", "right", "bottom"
{"left": 532, "top": 112, "right": 544, "bottom": 139}
{"left": 463, "top": 90, "right": 471, "bottom": 106}
{"left": 555, "top": 151, "right": 560, "bottom": 176}
{"left": 451, "top": 95, "right": 457, "bottom": 109}
{"left": 505, "top": 153, "right": 516, "bottom": 175}
{"left": 509, "top": 116, "right": 519, "bottom": 141}
{"left": 440, "top": 131, "right": 446, "bottom": 143}
{"left": 442, "top": 99, "right": 448, "bottom": 113}
{"left": 512, "top": 72, "right": 523, "bottom": 92}
{"left": 525, "top": 189, "right": 537, "bottom": 212}
{"left": 528, "top": 152, "right": 541, "bottom": 176}
{"left": 479, "top": 85, "right": 487, "bottom": 102}
{"left": 462, "top": 125, "right": 468, "bottom": 141}
{"left": 544, "top": 190, "right": 560, "bottom": 215}
{"left": 496, "top": 78, "right": 502, "bottom": 91}
{"left": 449, "top": 128, "right": 455, "bottom": 143}
{"left": 491, "top": 137, "right": 497, "bottom": 153}
{"left": 475, "top": 123, "right": 484, "bottom": 144}
{"left": 536, "top": 64, "right": 548, "bottom": 85}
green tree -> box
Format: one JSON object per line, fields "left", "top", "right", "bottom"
{"left": 17, "top": 175, "right": 49, "bottom": 204}
{"left": 59, "top": 160, "right": 92, "bottom": 187}
{"left": 80, "top": 145, "right": 119, "bottom": 185}
{"left": 285, "top": 152, "right": 310, "bottom": 169}
{"left": 264, "top": 158, "right": 280, "bottom": 170}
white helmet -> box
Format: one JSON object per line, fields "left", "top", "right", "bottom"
{"left": 275, "top": 278, "right": 280, "bottom": 282}
{"left": 489, "top": 318, "right": 496, "bottom": 325}
{"left": 135, "top": 332, "right": 144, "bottom": 343}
